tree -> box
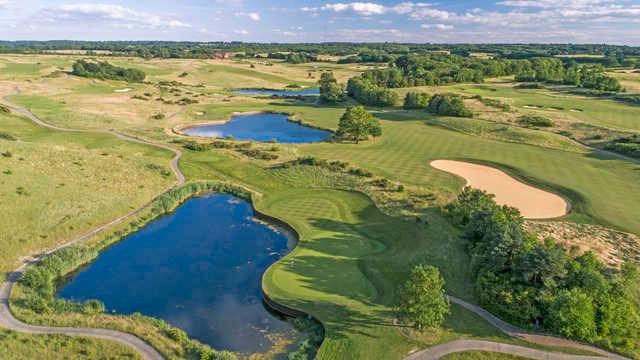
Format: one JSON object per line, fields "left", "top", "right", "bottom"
{"left": 546, "top": 288, "right": 597, "bottom": 342}
{"left": 396, "top": 264, "right": 450, "bottom": 331}
{"left": 319, "top": 72, "right": 344, "bottom": 103}
{"left": 428, "top": 93, "right": 472, "bottom": 117}
{"left": 336, "top": 106, "right": 382, "bottom": 143}
{"left": 403, "top": 92, "right": 430, "bottom": 110}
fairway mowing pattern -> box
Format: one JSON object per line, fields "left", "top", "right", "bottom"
{"left": 304, "top": 120, "right": 640, "bottom": 235}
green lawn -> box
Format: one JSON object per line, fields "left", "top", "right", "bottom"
{"left": 301, "top": 117, "right": 640, "bottom": 235}
{"left": 3, "top": 54, "right": 640, "bottom": 359}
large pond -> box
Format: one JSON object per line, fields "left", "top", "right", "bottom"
{"left": 182, "top": 113, "right": 331, "bottom": 143}
{"left": 57, "top": 193, "right": 300, "bottom": 355}
{"left": 234, "top": 88, "right": 319, "bottom": 96}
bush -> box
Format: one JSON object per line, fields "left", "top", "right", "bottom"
{"left": 0, "top": 105, "right": 10, "bottom": 113}
{"left": 151, "top": 113, "right": 165, "bottom": 120}
{"left": 0, "top": 131, "right": 17, "bottom": 141}
{"left": 428, "top": 93, "right": 472, "bottom": 117}
{"left": 348, "top": 167, "right": 373, "bottom": 177}
{"left": 239, "top": 149, "right": 278, "bottom": 160}
{"left": 519, "top": 114, "right": 554, "bottom": 127}
{"left": 182, "top": 141, "right": 212, "bottom": 152}
{"left": 403, "top": 92, "right": 430, "bottom": 110}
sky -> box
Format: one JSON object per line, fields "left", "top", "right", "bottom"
{"left": 1, "top": 0, "right": 640, "bottom": 44}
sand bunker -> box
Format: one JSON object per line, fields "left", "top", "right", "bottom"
{"left": 431, "top": 160, "right": 569, "bottom": 219}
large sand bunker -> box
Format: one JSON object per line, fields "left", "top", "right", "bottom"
{"left": 431, "top": 160, "right": 569, "bottom": 219}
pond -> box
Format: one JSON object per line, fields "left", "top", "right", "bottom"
{"left": 56, "top": 193, "right": 301, "bottom": 355}
{"left": 182, "top": 113, "right": 331, "bottom": 143}
{"left": 234, "top": 88, "right": 319, "bottom": 96}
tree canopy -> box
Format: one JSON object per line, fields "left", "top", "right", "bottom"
{"left": 396, "top": 264, "right": 450, "bottom": 331}
{"left": 444, "top": 187, "right": 640, "bottom": 354}
{"left": 71, "top": 60, "right": 146, "bottom": 82}
{"left": 336, "top": 106, "right": 382, "bottom": 143}
{"left": 318, "top": 72, "right": 344, "bottom": 103}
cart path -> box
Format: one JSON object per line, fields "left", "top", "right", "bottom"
{"left": 0, "top": 89, "right": 188, "bottom": 360}
{"left": 405, "top": 296, "right": 630, "bottom": 360}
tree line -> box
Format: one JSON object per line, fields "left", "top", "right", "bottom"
{"left": 444, "top": 187, "right": 640, "bottom": 356}
{"left": 71, "top": 60, "right": 146, "bottom": 82}
{"left": 2, "top": 41, "right": 640, "bottom": 61}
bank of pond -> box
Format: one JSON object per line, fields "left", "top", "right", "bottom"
{"left": 55, "top": 193, "right": 313, "bottom": 357}
{"left": 182, "top": 112, "right": 331, "bottom": 143}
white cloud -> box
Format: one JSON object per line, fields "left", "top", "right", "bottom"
{"left": 302, "top": 2, "right": 432, "bottom": 16}
{"left": 235, "top": 11, "right": 261, "bottom": 21}
{"left": 323, "top": 3, "right": 386, "bottom": 15}
{"left": 421, "top": 23, "right": 454, "bottom": 30}
{"left": 234, "top": 29, "right": 249, "bottom": 35}
{"left": 41, "top": 3, "right": 190, "bottom": 28}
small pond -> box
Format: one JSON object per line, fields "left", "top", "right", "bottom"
{"left": 57, "top": 193, "right": 300, "bottom": 355}
{"left": 234, "top": 88, "right": 319, "bottom": 96}
{"left": 182, "top": 113, "right": 331, "bottom": 143}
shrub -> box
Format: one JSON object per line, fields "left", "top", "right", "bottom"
{"left": 166, "top": 327, "right": 189, "bottom": 344}
{"left": 240, "top": 149, "right": 278, "bottom": 160}
{"left": 182, "top": 141, "right": 212, "bottom": 152}
{"left": 151, "top": 113, "right": 165, "bottom": 120}
{"left": 403, "top": 92, "right": 430, "bottom": 110}
{"left": 348, "top": 167, "right": 373, "bottom": 177}
{"left": 1, "top": 150, "right": 12, "bottom": 157}
{"left": 428, "top": 93, "right": 472, "bottom": 117}
{"left": 0, "top": 131, "right": 17, "bottom": 141}
{"left": 519, "top": 114, "right": 554, "bottom": 127}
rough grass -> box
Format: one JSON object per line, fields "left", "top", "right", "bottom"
{"left": 440, "top": 350, "right": 530, "bottom": 360}
{"left": 3, "top": 54, "right": 640, "bottom": 359}
{"left": 0, "top": 329, "right": 142, "bottom": 360}
{"left": 445, "top": 83, "right": 640, "bottom": 132}
{"left": 0, "top": 111, "right": 173, "bottom": 277}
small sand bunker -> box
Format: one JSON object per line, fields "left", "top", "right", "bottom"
{"left": 114, "top": 88, "right": 132, "bottom": 93}
{"left": 431, "top": 160, "right": 569, "bottom": 219}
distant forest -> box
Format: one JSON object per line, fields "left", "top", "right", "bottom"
{"left": 1, "top": 41, "right": 640, "bottom": 63}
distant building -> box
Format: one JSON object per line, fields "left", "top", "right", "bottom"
{"left": 212, "top": 52, "right": 231, "bottom": 60}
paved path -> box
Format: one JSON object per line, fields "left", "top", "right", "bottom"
{"left": 405, "top": 340, "right": 607, "bottom": 360}
{"left": 0, "top": 90, "right": 187, "bottom": 360}
{"left": 406, "top": 296, "right": 630, "bottom": 360}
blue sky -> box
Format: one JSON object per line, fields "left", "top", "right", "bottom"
{"left": 1, "top": 0, "right": 639, "bottom": 44}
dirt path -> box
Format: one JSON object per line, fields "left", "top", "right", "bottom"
{"left": 406, "top": 296, "right": 630, "bottom": 360}
{"left": 0, "top": 89, "right": 186, "bottom": 360}
{"left": 431, "top": 160, "right": 569, "bottom": 219}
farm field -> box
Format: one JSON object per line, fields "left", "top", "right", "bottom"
{"left": 1, "top": 52, "right": 639, "bottom": 360}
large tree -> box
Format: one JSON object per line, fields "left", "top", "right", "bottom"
{"left": 336, "top": 106, "right": 382, "bottom": 143}
{"left": 319, "top": 72, "right": 344, "bottom": 103}
{"left": 396, "top": 264, "right": 450, "bottom": 331}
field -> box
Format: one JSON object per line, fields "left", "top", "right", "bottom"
{"left": 0, "top": 111, "right": 173, "bottom": 276}
{"left": 0, "top": 329, "right": 142, "bottom": 360}
{"left": 1, "top": 53, "right": 640, "bottom": 359}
